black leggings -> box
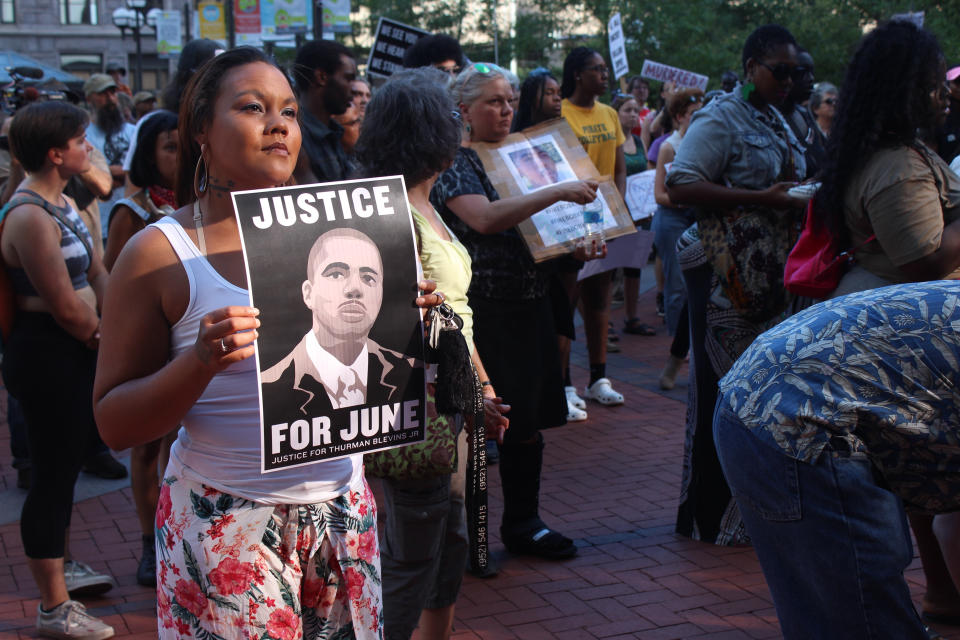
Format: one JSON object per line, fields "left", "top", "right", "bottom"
{"left": 670, "top": 302, "right": 690, "bottom": 359}
{"left": 1, "top": 312, "right": 100, "bottom": 558}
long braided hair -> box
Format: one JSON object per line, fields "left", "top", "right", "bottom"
{"left": 814, "top": 21, "right": 944, "bottom": 249}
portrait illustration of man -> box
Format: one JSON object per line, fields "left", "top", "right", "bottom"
{"left": 260, "top": 227, "right": 419, "bottom": 420}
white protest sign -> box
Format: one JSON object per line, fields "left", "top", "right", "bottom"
{"left": 155, "top": 10, "right": 183, "bottom": 58}
{"left": 624, "top": 169, "right": 658, "bottom": 221}
{"left": 641, "top": 60, "right": 708, "bottom": 91}
{"left": 577, "top": 230, "right": 654, "bottom": 281}
{"left": 608, "top": 13, "right": 629, "bottom": 80}
{"left": 891, "top": 11, "right": 924, "bottom": 27}
{"left": 232, "top": 177, "right": 427, "bottom": 473}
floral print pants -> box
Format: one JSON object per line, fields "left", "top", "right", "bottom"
{"left": 156, "top": 473, "right": 383, "bottom": 640}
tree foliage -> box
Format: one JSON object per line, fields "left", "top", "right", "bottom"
{"left": 343, "top": 0, "right": 960, "bottom": 91}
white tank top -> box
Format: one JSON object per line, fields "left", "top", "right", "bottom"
{"left": 152, "top": 216, "right": 363, "bottom": 505}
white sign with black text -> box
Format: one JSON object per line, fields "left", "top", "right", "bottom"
{"left": 640, "top": 60, "right": 708, "bottom": 91}
{"left": 232, "top": 177, "right": 427, "bottom": 473}
{"left": 608, "top": 13, "right": 629, "bottom": 80}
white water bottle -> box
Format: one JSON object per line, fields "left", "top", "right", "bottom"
{"left": 582, "top": 198, "right": 605, "bottom": 257}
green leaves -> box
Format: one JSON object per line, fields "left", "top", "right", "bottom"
{"left": 191, "top": 491, "right": 215, "bottom": 520}
{"left": 183, "top": 540, "right": 206, "bottom": 590}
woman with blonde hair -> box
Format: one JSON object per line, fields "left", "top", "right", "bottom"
{"left": 431, "top": 62, "right": 598, "bottom": 560}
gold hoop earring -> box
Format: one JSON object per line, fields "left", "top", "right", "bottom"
{"left": 193, "top": 144, "right": 208, "bottom": 199}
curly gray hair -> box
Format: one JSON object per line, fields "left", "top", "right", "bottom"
{"left": 355, "top": 67, "right": 462, "bottom": 188}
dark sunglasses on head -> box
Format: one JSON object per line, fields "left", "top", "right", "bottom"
{"left": 758, "top": 61, "right": 808, "bottom": 83}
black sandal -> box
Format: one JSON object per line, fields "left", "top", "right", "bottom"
{"left": 504, "top": 527, "right": 578, "bottom": 559}
{"left": 623, "top": 318, "right": 656, "bottom": 336}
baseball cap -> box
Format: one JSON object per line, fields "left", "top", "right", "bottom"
{"left": 83, "top": 74, "right": 117, "bottom": 96}
{"left": 133, "top": 90, "right": 155, "bottom": 105}
{"left": 948, "top": 66, "right": 960, "bottom": 83}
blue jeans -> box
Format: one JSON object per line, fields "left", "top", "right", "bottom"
{"left": 713, "top": 403, "right": 927, "bottom": 640}
{"left": 651, "top": 206, "right": 695, "bottom": 335}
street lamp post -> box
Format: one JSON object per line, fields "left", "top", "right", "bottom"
{"left": 112, "top": 0, "right": 161, "bottom": 92}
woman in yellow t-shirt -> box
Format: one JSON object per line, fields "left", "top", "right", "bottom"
{"left": 560, "top": 47, "right": 627, "bottom": 407}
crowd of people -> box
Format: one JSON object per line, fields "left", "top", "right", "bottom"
{"left": 5, "top": 16, "right": 960, "bottom": 640}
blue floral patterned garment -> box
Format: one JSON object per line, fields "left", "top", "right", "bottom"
{"left": 719, "top": 280, "right": 960, "bottom": 513}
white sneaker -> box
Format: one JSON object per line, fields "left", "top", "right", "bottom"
{"left": 566, "top": 398, "right": 588, "bottom": 422}
{"left": 37, "top": 600, "right": 115, "bottom": 639}
{"left": 583, "top": 378, "right": 624, "bottom": 406}
{"left": 63, "top": 560, "right": 116, "bottom": 597}
{"left": 564, "top": 385, "right": 586, "bottom": 410}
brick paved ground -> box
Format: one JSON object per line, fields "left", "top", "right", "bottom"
{"left": 0, "top": 288, "right": 958, "bottom": 639}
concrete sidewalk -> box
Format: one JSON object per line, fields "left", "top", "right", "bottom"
{"left": 0, "top": 288, "right": 956, "bottom": 639}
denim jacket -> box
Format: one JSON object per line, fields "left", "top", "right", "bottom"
{"left": 666, "top": 92, "right": 806, "bottom": 191}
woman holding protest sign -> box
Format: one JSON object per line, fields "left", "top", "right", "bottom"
{"left": 513, "top": 68, "right": 589, "bottom": 422}
{"left": 93, "top": 47, "right": 445, "bottom": 639}
{"left": 1, "top": 101, "right": 117, "bottom": 639}
{"left": 611, "top": 92, "right": 658, "bottom": 339}
{"left": 432, "top": 61, "right": 598, "bottom": 560}
{"left": 665, "top": 24, "right": 807, "bottom": 545}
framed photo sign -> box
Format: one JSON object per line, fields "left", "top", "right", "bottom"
{"left": 471, "top": 118, "right": 636, "bottom": 262}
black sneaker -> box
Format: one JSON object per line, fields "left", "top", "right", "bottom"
{"left": 81, "top": 452, "right": 128, "bottom": 480}
{"left": 136, "top": 536, "right": 156, "bottom": 587}
{"left": 656, "top": 292, "right": 665, "bottom": 317}
{"left": 16, "top": 466, "right": 30, "bottom": 490}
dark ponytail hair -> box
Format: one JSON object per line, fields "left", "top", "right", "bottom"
{"left": 814, "top": 20, "right": 943, "bottom": 250}
{"left": 514, "top": 69, "right": 557, "bottom": 131}
{"left": 561, "top": 47, "right": 599, "bottom": 99}
{"left": 175, "top": 47, "right": 286, "bottom": 206}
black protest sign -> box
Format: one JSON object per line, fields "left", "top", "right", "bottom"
{"left": 232, "top": 177, "right": 426, "bottom": 472}
{"left": 366, "top": 17, "right": 430, "bottom": 78}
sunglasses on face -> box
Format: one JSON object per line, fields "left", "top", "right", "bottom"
{"left": 758, "top": 61, "right": 808, "bottom": 83}
{"left": 437, "top": 63, "right": 462, "bottom": 75}
{"left": 823, "top": 97, "right": 837, "bottom": 106}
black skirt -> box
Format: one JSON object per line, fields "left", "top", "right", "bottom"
{"left": 470, "top": 295, "right": 567, "bottom": 442}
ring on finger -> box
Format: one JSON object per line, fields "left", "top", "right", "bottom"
{"left": 220, "top": 337, "right": 229, "bottom": 354}
{"left": 436, "top": 291, "right": 445, "bottom": 305}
